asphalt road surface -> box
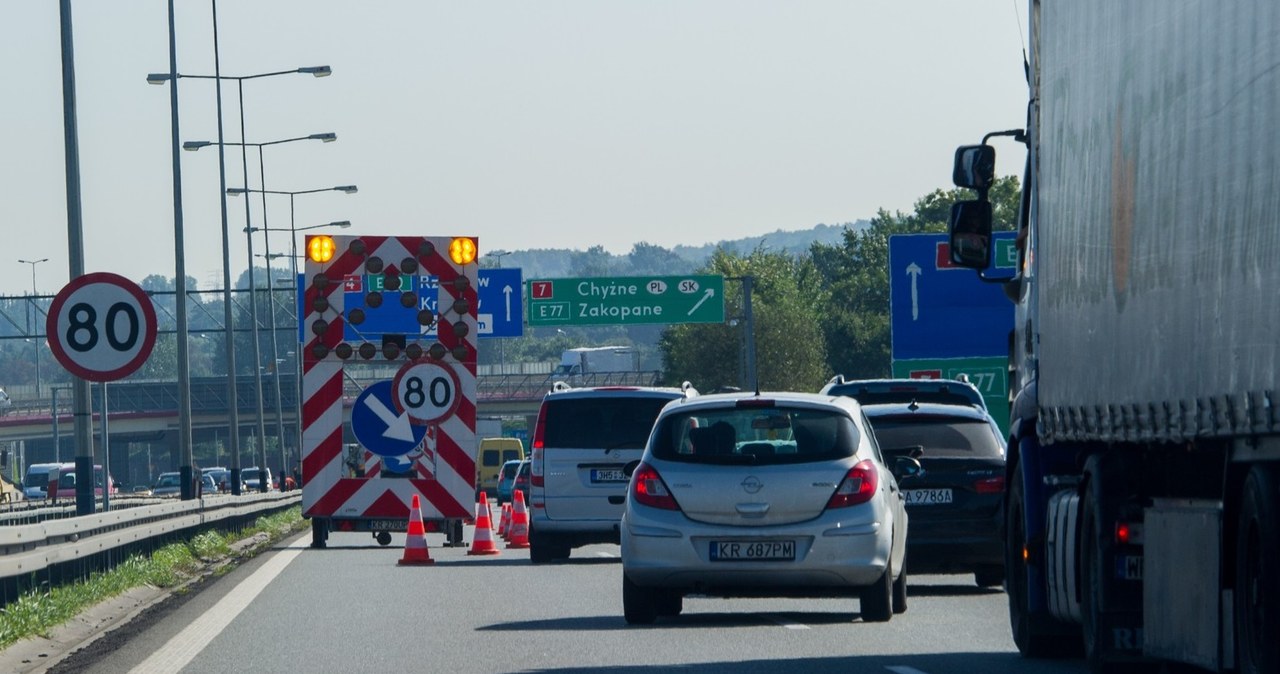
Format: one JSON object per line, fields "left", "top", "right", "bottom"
{"left": 46, "top": 527, "right": 1093, "bottom": 674}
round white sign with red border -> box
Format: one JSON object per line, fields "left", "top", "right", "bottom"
{"left": 391, "top": 357, "right": 462, "bottom": 425}
{"left": 46, "top": 272, "right": 158, "bottom": 382}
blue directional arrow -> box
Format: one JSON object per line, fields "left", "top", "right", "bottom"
{"left": 352, "top": 381, "right": 427, "bottom": 460}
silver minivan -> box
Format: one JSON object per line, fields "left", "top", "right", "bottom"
{"left": 528, "top": 383, "right": 696, "bottom": 563}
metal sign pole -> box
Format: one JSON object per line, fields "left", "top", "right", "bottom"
{"left": 101, "top": 381, "right": 110, "bottom": 512}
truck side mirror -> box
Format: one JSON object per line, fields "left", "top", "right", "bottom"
{"left": 949, "top": 200, "right": 994, "bottom": 268}
{"left": 953, "top": 144, "right": 996, "bottom": 190}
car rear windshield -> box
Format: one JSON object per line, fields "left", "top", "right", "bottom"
{"left": 542, "top": 397, "right": 672, "bottom": 450}
{"left": 867, "top": 416, "right": 1003, "bottom": 458}
{"left": 500, "top": 463, "right": 520, "bottom": 479}
{"left": 26, "top": 472, "right": 50, "bottom": 489}
{"left": 651, "top": 406, "right": 859, "bottom": 465}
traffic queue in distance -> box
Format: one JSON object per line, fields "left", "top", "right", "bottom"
{"left": 506, "top": 375, "right": 1002, "bottom": 624}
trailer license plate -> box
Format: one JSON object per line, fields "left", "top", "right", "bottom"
{"left": 369, "top": 519, "right": 408, "bottom": 531}
{"left": 590, "top": 469, "right": 627, "bottom": 483}
{"left": 904, "top": 489, "right": 953, "bottom": 506}
{"left": 710, "top": 540, "right": 796, "bottom": 561}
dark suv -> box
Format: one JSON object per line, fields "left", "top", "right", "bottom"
{"left": 824, "top": 377, "right": 1006, "bottom": 587}
{"left": 528, "top": 383, "right": 697, "bottom": 563}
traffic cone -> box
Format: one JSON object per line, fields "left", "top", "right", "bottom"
{"left": 497, "top": 503, "right": 510, "bottom": 539}
{"left": 506, "top": 490, "right": 531, "bottom": 549}
{"left": 398, "top": 494, "right": 435, "bottom": 566}
{"left": 468, "top": 492, "right": 501, "bottom": 556}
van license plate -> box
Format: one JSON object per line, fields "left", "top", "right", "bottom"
{"left": 590, "top": 469, "right": 627, "bottom": 483}
{"left": 710, "top": 540, "right": 796, "bottom": 561}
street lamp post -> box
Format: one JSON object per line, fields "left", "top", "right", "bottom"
{"left": 17, "top": 258, "right": 47, "bottom": 400}
{"left": 188, "top": 137, "right": 338, "bottom": 484}
{"left": 154, "top": 62, "right": 330, "bottom": 493}
{"left": 237, "top": 188, "right": 354, "bottom": 468}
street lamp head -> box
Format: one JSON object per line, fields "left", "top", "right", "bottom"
{"left": 227, "top": 188, "right": 250, "bottom": 196}
{"left": 310, "top": 133, "right": 337, "bottom": 143}
{"left": 146, "top": 73, "right": 173, "bottom": 85}
{"left": 334, "top": 220, "right": 353, "bottom": 229}
{"left": 183, "top": 141, "right": 213, "bottom": 151}
{"left": 335, "top": 185, "right": 358, "bottom": 194}
{"left": 298, "top": 65, "right": 332, "bottom": 77}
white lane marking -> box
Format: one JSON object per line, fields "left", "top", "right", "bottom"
{"left": 886, "top": 666, "right": 930, "bottom": 674}
{"left": 129, "top": 537, "right": 308, "bottom": 674}
{"left": 765, "top": 615, "right": 809, "bottom": 630}
{"left": 596, "top": 551, "right": 616, "bottom": 558}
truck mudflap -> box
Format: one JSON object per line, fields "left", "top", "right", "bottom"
{"left": 1144, "top": 500, "right": 1224, "bottom": 671}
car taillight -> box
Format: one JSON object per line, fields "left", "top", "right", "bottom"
{"left": 531, "top": 402, "right": 547, "bottom": 487}
{"left": 530, "top": 448, "right": 544, "bottom": 487}
{"left": 630, "top": 462, "right": 679, "bottom": 511}
{"left": 827, "top": 459, "right": 879, "bottom": 508}
{"left": 974, "top": 476, "right": 1006, "bottom": 494}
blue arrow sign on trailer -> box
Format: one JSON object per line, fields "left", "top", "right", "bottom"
{"left": 352, "top": 380, "right": 427, "bottom": 460}
{"left": 888, "top": 232, "right": 1018, "bottom": 361}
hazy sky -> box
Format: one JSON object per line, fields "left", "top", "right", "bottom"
{"left": 2, "top": 1, "right": 1029, "bottom": 297}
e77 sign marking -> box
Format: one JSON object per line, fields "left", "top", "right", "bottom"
{"left": 527, "top": 275, "right": 725, "bottom": 326}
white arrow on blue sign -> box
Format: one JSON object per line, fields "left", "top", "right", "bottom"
{"left": 888, "top": 232, "right": 1018, "bottom": 360}
{"left": 352, "top": 380, "right": 428, "bottom": 460}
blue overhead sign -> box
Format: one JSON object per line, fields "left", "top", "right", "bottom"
{"left": 352, "top": 381, "right": 427, "bottom": 465}
{"left": 888, "top": 232, "right": 1017, "bottom": 360}
{"left": 476, "top": 268, "right": 523, "bottom": 338}
{"left": 297, "top": 269, "right": 523, "bottom": 343}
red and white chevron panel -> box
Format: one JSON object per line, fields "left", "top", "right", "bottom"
{"left": 301, "top": 235, "right": 478, "bottom": 523}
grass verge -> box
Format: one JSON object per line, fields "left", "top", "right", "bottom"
{"left": 0, "top": 506, "right": 304, "bottom": 651}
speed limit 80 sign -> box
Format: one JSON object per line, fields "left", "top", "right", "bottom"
{"left": 391, "top": 358, "right": 462, "bottom": 425}
{"left": 47, "top": 272, "right": 158, "bottom": 382}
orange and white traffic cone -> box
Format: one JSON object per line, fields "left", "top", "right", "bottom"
{"left": 468, "top": 492, "right": 501, "bottom": 556}
{"left": 497, "top": 503, "right": 510, "bottom": 539}
{"left": 506, "top": 490, "right": 531, "bottom": 549}
{"left": 398, "top": 494, "right": 435, "bottom": 566}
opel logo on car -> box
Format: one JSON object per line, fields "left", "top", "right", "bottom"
{"left": 741, "top": 476, "right": 763, "bottom": 494}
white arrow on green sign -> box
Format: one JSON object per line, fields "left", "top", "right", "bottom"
{"left": 527, "top": 275, "right": 725, "bottom": 326}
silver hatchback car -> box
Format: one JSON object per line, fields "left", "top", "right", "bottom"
{"left": 620, "top": 392, "right": 917, "bottom": 624}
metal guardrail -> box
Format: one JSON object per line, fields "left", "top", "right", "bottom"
{"left": 0, "top": 491, "right": 301, "bottom": 581}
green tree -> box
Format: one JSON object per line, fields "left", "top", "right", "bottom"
{"left": 660, "top": 246, "right": 828, "bottom": 392}
{"left": 812, "top": 175, "right": 1021, "bottom": 379}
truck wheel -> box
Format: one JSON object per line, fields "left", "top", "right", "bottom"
{"left": 1006, "top": 465, "right": 1078, "bottom": 657}
{"left": 860, "top": 562, "right": 893, "bottom": 622}
{"left": 1236, "top": 465, "right": 1279, "bottom": 674}
{"left": 623, "top": 574, "right": 658, "bottom": 624}
{"left": 310, "top": 518, "right": 328, "bottom": 549}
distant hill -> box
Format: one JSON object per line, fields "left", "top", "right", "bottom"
{"left": 497, "top": 221, "right": 866, "bottom": 278}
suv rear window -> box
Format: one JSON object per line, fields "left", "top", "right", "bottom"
{"left": 543, "top": 397, "right": 672, "bottom": 450}
{"left": 652, "top": 407, "right": 859, "bottom": 465}
{"left": 866, "top": 415, "right": 1003, "bottom": 458}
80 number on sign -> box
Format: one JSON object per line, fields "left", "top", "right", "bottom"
{"left": 46, "top": 273, "right": 158, "bottom": 382}
{"left": 391, "top": 359, "right": 462, "bottom": 425}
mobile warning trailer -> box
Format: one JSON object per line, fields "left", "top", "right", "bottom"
{"left": 301, "top": 234, "right": 479, "bottom": 548}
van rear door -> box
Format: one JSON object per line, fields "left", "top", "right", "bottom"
{"left": 539, "top": 395, "right": 671, "bottom": 521}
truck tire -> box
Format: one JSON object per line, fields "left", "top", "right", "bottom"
{"left": 1007, "top": 465, "right": 1078, "bottom": 657}
{"left": 1236, "top": 465, "right": 1279, "bottom": 674}
{"left": 623, "top": 574, "right": 657, "bottom": 625}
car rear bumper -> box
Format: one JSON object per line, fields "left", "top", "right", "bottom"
{"left": 621, "top": 507, "right": 892, "bottom": 592}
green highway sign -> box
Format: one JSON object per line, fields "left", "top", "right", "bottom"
{"left": 527, "top": 275, "right": 725, "bottom": 326}
{"left": 891, "top": 356, "right": 1010, "bottom": 437}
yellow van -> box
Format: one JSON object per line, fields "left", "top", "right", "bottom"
{"left": 476, "top": 437, "right": 524, "bottom": 497}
